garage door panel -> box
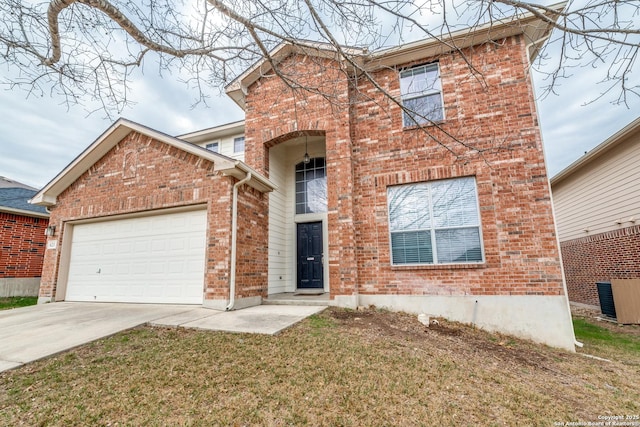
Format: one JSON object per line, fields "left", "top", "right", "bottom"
{"left": 116, "top": 263, "right": 131, "bottom": 275}
{"left": 133, "top": 240, "right": 149, "bottom": 253}
{"left": 65, "top": 210, "right": 206, "bottom": 304}
{"left": 131, "top": 263, "right": 148, "bottom": 275}
{"left": 71, "top": 241, "right": 102, "bottom": 257}
{"left": 170, "top": 239, "right": 186, "bottom": 252}
{"left": 117, "top": 241, "right": 134, "bottom": 254}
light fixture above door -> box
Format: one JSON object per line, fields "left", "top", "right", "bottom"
{"left": 303, "top": 134, "right": 310, "bottom": 164}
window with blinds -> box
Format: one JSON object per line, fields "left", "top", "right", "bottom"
{"left": 387, "top": 177, "right": 483, "bottom": 265}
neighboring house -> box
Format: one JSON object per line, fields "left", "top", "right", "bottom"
{"left": 551, "top": 117, "right": 640, "bottom": 307}
{"left": 31, "top": 8, "right": 576, "bottom": 350}
{"left": 0, "top": 176, "right": 49, "bottom": 297}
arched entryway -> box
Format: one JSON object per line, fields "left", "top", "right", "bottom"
{"left": 266, "top": 133, "right": 328, "bottom": 295}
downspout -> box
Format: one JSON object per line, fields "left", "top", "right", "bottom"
{"left": 526, "top": 35, "right": 582, "bottom": 349}
{"left": 226, "top": 172, "right": 252, "bottom": 311}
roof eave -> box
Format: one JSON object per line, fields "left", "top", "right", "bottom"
{"left": 226, "top": 85, "right": 247, "bottom": 110}
{"left": 368, "top": 3, "right": 565, "bottom": 69}
{"left": 224, "top": 4, "right": 564, "bottom": 109}
{"left": 215, "top": 161, "right": 277, "bottom": 193}
{"left": 551, "top": 116, "right": 640, "bottom": 186}
{"left": 31, "top": 118, "right": 276, "bottom": 207}
{"left": 0, "top": 206, "right": 49, "bottom": 219}
{"left": 178, "top": 120, "right": 245, "bottom": 143}
{"left": 31, "top": 120, "right": 133, "bottom": 207}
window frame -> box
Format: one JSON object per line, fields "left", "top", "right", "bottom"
{"left": 399, "top": 63, "right": 445, "bottom": 127}
{"left": 233, "top": 136, "right": 245, "bottom": 153}
{"left": 205, "top": 142, "right": 219, "bottom": 153}
{"left": 295, "top": 157, "right": 327, "bottom": 215}
{"left": 386, "top": 177, "right": 484, "bottom": 266}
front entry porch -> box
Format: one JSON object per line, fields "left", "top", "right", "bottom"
{"left": 267, "top": 134, "right": 329, "bottom": 296}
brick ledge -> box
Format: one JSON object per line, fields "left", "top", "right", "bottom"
{"left": 562, "top": 224, "right": 640, "bottom": 247}
{"left": 391, "top": 262, "right": 486, "bottom": 271}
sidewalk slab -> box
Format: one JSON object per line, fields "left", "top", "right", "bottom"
{"left": 152, "top": 305, "right": 326, "bottom": 335}
{"left": 150, "top": 307, "right": 222, "bottom": 327}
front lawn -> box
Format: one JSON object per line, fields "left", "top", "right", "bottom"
{"left": 0, "top": 296, "right": 37, "bottom": 311}
{"left": 1, "top": 307, "right": 638, "bottom": 425}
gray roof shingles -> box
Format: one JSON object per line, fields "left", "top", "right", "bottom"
{"left": 0, "top": 178, "right": 48, "bottom": 216}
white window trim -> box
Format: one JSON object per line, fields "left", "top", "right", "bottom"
{"left": 400, "top": 63, "right": 445, "bottom": 126}
{"left": 387, "top": 177, "right": 485, "bottom": 266}
{"left": 205, "top": 141, "right": 220, "bottom": 152}
{"left": 233, "top": 136, "right": 245, "bottom": 153}
{"left": 294, "top": 157, "right": 327, "bottom": 215}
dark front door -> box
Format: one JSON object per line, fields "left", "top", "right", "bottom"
{"left": 297, "top": 222, "right": 324, "bottom": 289}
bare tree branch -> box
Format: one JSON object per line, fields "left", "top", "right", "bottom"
{"left": 0, "top": 0, "right": 637, "bottom": 149}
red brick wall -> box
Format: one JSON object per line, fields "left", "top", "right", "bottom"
{"left": 235, "top": 186, "right": 269, "bottom": 299}
{"left": 560, "top": 225, "right": 640, "bottom": 306}
{"left": 349, "top": 35, "right": 564, "bottom": 297}
{"left": 40, "top": 132, "right": 236, "bottom": 301}
{"left": 244, "top": 54, "right": 359, "bottom": 297}
{"left": 40, "top": 34, "right": 565, "bottom": 304}
{"left": 243, "top": 36, "right": 564, "bottom": 299}
{"left": 0, "top": 212, "right": 48, "bottom": 278}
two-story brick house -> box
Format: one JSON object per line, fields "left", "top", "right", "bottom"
{"left": 32, "top": 9, "right": 576, "bottom": 350}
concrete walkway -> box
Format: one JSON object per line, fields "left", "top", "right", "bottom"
{"left": 0, "top": 302, "right": 325, "bottom": 373}
{"left": 150, "top": 304, "right": 326, "bottom": 334}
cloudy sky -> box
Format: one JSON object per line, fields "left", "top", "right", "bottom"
{"left": 0, "top": 34, "right": 638, "bottom": 190}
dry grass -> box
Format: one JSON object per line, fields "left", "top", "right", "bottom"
{"left": 1, "top": 306, "right": 639, "bottom": 426}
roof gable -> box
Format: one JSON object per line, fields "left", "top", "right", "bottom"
{"left": 30, "top": 118, "right": 275, "bottom": 207}
{"left": 225, "top": 41, "right": 366, "bottom": 109}
{"left": 226, "top": 2, "right": 566, "bottom": 109}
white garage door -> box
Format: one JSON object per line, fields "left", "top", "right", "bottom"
{"left": 65, "top": 209, "right": 207, "bottom": 304}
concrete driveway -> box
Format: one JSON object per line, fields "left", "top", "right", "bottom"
{"left": 0, "top": 302, "right": 325, "bottom": 373}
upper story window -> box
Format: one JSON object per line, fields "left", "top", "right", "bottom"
{"left": 387, "top": 176, "right": 483, "bottom": 265}
{"left": 399, "top": 63, "right": 443, "bottom": 126}
{"left": 295, "top": 157, "right": 327, "bottom": 214}
{"left": 206, "top": 142, "right": 219, "bottom": 153}
{"left": 233, "top": 136, "right": 245, "bottom": 153}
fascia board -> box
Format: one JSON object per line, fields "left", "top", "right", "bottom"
{"left": 30, "top": 120, "right": 132, "bottom": 207}
{"left": 551, "top": 116, "right": 640, "bottom": 186}
{"left": 0, "top": 206, "right": 50, "bottom": 219}
{"left": 178, "top": 120, "right": 246, "bottom": 143}
{"left": 31, "top": 118, "right": 274, "bottom": 206}
{"left": 225, "top": 4, "right": 564, "bottom": 109}
{"left": 225, "top": 43, "right": 293, "bottom": 109}
{"left": 367, "top": 5, "right": 564, "bottom": 70}
{"left": 215, "top": 161, "right": 277, "bottom": 193}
